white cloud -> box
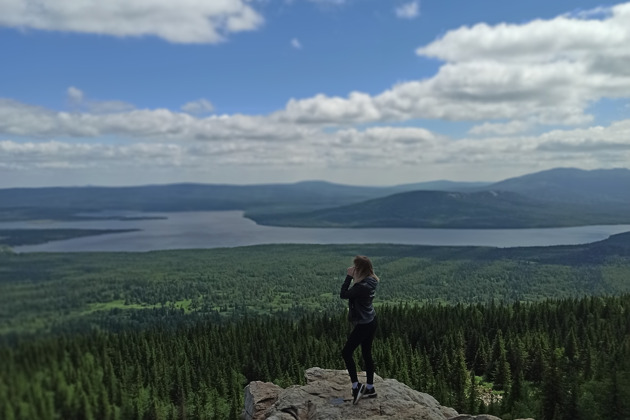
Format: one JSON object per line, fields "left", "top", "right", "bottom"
{"left": 181, "top": 99, "right": 215, "bottom": 115}
{"left": 273, "top": 60, "right": 598, "bottom": 126}
{"left": 469, "top": 120, "right": 531, "bottom": 136}
{"left": 12, "top": 3, "right": 630, "bottom": 134}
{"left": 4, "top": 3, "right": 630, "bottom": 182}
{"left": 67, "top": 87, "right": 84, "bottom": 103}
{"left": 277, "top": 92, "right": 381, "bottom": 124}
{"left": 0, "top": 140, "right": 190, "bottom": 170}
{"left": 395, "top": 1, "right": 419, "bottom": 19}
{"left": 291, "top": 38, "right": 302, "bottom": 49}
{"left": 64, "top": 87, "right": 135, "bottom": 114}
{"left": 564, "top": 6, "right": 614, "bottom": 20}
{"left": 87, "top": 100, "right": 136, "bottom": 115}
{"left": 415, "top": 4, "right": 630, "bottom": 64}
{"left": 0, "top": 125, "right": 442, "bottom": 171}
{"left": 0, "top": 0, "right": 264, "bottom": 44}
{"left": 0, "top": 98, "right": 316, "bottom": 141}
{"left": 447, "top": 120, "right": 630, "bottom": 170}
{"left": 2, "top": 118, "right": 630, "bottom": 175}
{"left": 270, "top": 3, "right": 630, "bottom": 128}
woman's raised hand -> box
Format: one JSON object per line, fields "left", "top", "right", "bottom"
{"left": 347, "top": 266, "right": 355, "bottom": 277}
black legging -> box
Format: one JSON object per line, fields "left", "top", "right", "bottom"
{"left": 341, "top": 318, "right": 377, "bottom": 384}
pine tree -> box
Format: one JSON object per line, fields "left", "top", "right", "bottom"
{"left": 541, "top": 348, "right": 563, "bottom": 420}
{"left": 467, "top": 371, "right": 479, "bottom": 415}
{"left": 451, "top": 345, "right": 469, "bottom": 413}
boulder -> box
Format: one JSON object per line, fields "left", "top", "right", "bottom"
{"left": 242, "top": 367, "right": 518, "bottom": 420}
{"left": 243, "top": 381, "right": 284, "bottom": 420}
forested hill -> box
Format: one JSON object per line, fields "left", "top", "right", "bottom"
{"left": 3, "top": 236, "right": 630, "bottom": 338}
{"left": 249, "top": 168, "right": 630, "bottom": 228}
{"left": 0, "top": 182, "right": 394, "bottom": 221}
{"left": 0, "top": 180, "right": 486, "bottom": 222}
{"left": 483, "top": 167, "right": 630, "bottom": 205}
{"left": 2, "top": 236, "right": 630, "bottom": 418}
{"left": 2, "top": 167, "right": 629, "bottom": 229}
{"left": 489, "top": 231, "right": 630, "bottom": 264}
{"left": 2, "top": 295, "right": 629, "bottom": 419}
{"left": 249, "top": 189, "right": 630, "bottom": 228}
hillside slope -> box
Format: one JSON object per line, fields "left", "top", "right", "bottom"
{"left": 250, "top": 189, "right": 630, "bottom": 228}
{"left": 484, "top": 167, "right": 630, "bottom": 205}
{"left": 2, "top": 167, "right": 629, "bottom": 228}
{"left": 0, "top": 182, "right": 396, "bottom": 221}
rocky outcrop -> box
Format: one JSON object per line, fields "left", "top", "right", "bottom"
{"left": 242, "top": 367, "right": 525, "bottom": 420}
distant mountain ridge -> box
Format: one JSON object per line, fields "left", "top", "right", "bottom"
{"left": 0, "top": 180, "right": 493, "bottom": 222}
{"left": 1, "top": 167, "right": 629, "bottom": 228}
{"left": 482, "top": 167, "right": 630, "bottom": 205}
{"left": 0, "top": 182, "right": 394, "bottom": 221}
{"left": 251, "top": 168, "right": 630, "bottom": 228}
{"left": 250, "top": 189, "right": 630, "bottom": 228}
{"left": 391, "top": 180, "right": 491, "bottom": 192}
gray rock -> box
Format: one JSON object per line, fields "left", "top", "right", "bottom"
{"left": 243, "top": 381, "right": 283, "bottom": 420}
{"left": 242, "top": 367, "right": 519, "bottom": 420}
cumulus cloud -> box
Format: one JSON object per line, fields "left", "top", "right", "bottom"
{"left": 469, "top": 120, "right": 531, "bottom": 136}
{"left": 4, "top": 3, "right": 630, "bottom": 179}
{"left": 270, "top": 3, "right": 630, "bottom": 128}
{"left": 277, "top": 92, "right": 381, "bottom": 124}
{"left": 564, "top": 6, "right": 614, "bottom": 20}
{"left": 0, "top": 140, "right": 190, "bottom": 170}
{"left": 67, "top": 87, "right": 84, "bottom": 104}
{"left": 415, "top": 3, "right": 630, "bottom": 64}
{"left": 448, "top": 121, "right": 630, "bottom": 171}
{"left": 0, "top": 0, "right": 264, "bottom": 43}
{"left": 291, "top": 38, "right": 302, "bottom": 49}
{"left": 11, "top": 3, "right": 630, "bottom": 133}
{"left": 3, "top": 94, "right": 630, "bottom": 174}
{"left": 86, "top": 100, "right": 136, "bottom": 115}
{"left": 395, "top": 1, "right": 420, "bottom": 19}
{"left": 273, "top": 61, "right": 597, "bottom": 126}
{"left": 0, "top": 125, "right": 442, "bottom": 171}
{"left": 0, "top": 98, "right": 316, "bottom": 141}
{"left": 181, "top": 99, "right": 215, "bottom": 115}
{"left": 65, "top": 87, "right": 135, "bottom": 114}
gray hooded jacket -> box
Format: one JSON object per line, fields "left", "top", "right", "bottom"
{"left": 340, "top": 275, "right": 378, "bottom": 325}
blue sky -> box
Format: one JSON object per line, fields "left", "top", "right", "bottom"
{"left": 1, "top": 0, "right": 629, "bottom": 187}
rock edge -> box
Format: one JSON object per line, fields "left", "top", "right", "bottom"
{"left": 242, "top": 367, "right": 530, "bottom": 420}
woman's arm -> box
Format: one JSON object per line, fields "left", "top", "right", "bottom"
{"left": 340, "top": 275, "right": 354, "bottom": 299}
{"left": 340, "top": 275, "right": 372, "bottom": 299}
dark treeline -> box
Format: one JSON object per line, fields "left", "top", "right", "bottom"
{"left": 2, "top": 295, "right": 629, "bottom": 420}
{"left": 0, "top": 229, "right": 139, "bottom": 247}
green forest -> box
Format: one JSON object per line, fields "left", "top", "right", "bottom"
{"left": 0, "top": 229, "right": 139, "bottom": 247}
{"left": 1, "top": 239, "right": 630, "bottom": 419}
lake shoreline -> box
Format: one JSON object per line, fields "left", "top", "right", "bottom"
{"left": 2, "top": 210, "right": 630, "bottom": 253}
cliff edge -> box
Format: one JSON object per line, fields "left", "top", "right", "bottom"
{"left": 243, "top": 367, "right": 533, "bottom": 420}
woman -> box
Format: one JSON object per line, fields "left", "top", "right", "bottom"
{"left": 340, "top": 255, "right": 379, "bottom": 404}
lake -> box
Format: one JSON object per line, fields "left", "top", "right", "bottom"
{"left": 4, "top": 210, "right": 630, "bottom": 252}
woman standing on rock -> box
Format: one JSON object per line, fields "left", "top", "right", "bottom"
{"left": 340, "top": 255, "right": 379, "bottom": 404}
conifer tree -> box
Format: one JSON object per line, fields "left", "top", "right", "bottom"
{"left": 451, "top": 345, "right": 469, "bottom": 412}
{"left": 541, "top": 348, "right": 564, "bottom": 420}
{"left": 467, "top": 371, "right": 479, "bottom": 415}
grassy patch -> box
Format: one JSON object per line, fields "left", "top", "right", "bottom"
{"left": 83, "top": 299, "right": 150, "bottom": 314}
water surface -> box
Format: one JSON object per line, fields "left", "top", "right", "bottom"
{"left": 4, "top": 211, "right": 630, "bottom": 252}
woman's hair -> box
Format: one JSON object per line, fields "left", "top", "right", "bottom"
{"left": 353, "top": 255, "right": 380, "bottom": 282}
